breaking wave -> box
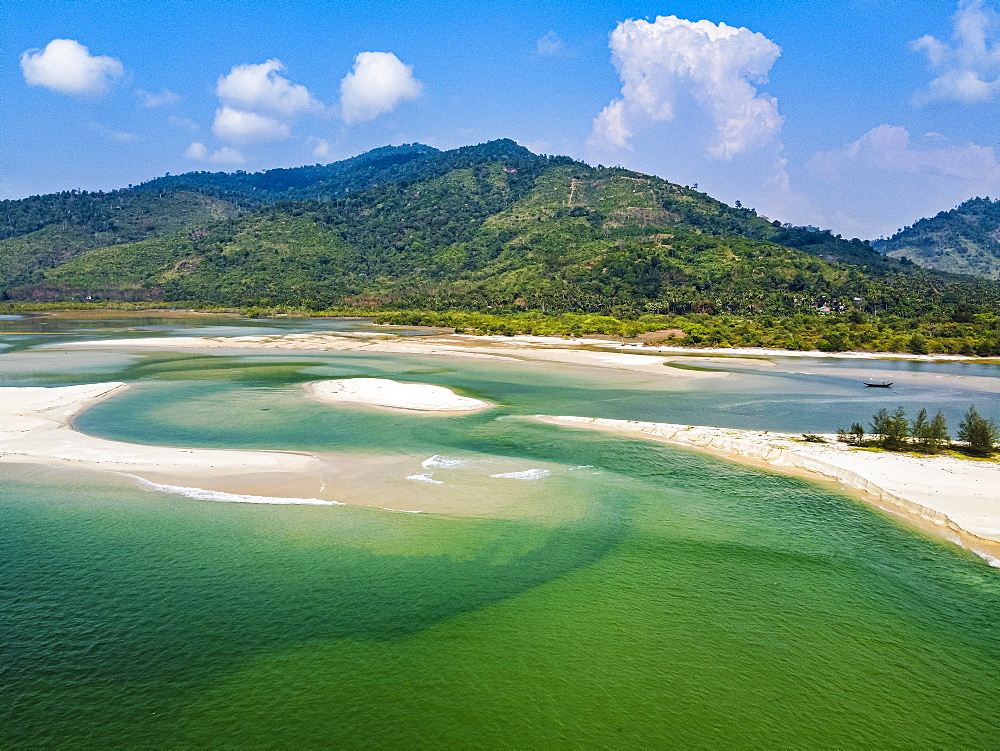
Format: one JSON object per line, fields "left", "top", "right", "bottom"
{"left": 974, "top": 551, "right": 1000, "bottom": 568}
{"left": 406, "top": 473, "right": 444, "bottom": 485}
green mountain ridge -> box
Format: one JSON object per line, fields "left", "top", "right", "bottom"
{"left": 3, "top": 140, "right": 999, "bottom": 334}
{"left": 875, "top": 197, "right": 1000, "bottom": 280}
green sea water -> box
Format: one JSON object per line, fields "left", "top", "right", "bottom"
{"left": 2, "top": 315, "right": 1000, "bottom": 749}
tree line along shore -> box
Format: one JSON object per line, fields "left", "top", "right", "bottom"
{"left": 836, "top": 405, "right": 999, "bottom": 457}
{"left": 5, "top": 302, "right": 1000, "bottom": 358}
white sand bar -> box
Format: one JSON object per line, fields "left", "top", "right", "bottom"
{"left": 56, "top": 334, "right": 723, "bottom": 379}
{"left": 306, "top": 378, "right": 491, "bottom": 412}
{"left": 0, "top": 382, "right": 324, "bottom": 477}
{"left": 534, "top": 415, "right": 1000, "bottom": 561}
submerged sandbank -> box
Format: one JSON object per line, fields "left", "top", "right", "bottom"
{"left": 306, "top": 378, "right": 491, "bottom": 412}
{"left": 533, "top": 415, "right": 1000, "bottom": 562}
{"left": 0, "top": 383, "right": 577, "bottom": 520}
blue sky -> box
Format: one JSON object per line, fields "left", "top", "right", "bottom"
{"left": 4, "top": 0, "right": 999, "bottom": 238}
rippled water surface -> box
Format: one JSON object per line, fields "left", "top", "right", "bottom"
{"left": 2, "top": 314, "right": 1000, "bottom": 749}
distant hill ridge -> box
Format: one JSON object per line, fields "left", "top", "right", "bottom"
{"left": 2, "top": 139, "right": 998, "bottom": 322}
{"left": 134, "top": 143, "right": 441, "bottom": 205}
{"left": 875, "top": 197, "right": 1000, "bottom": 280}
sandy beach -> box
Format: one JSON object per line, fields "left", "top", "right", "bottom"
{"left": 0, "top": 381, "right": 326, "bottom": 481}
{"left": 533, "top": 415, "right": 1000, "bottom": 562}
{"left": 56, "top": 332, "right": 726, "bottom": 379}
{"left": 56, "top": 327, "right": 1000, "bottom": 373}
{"left": 454, "top": 333, "right": 1000, "bottom": 363}
{"left": 55, "top": 330, "right": 1000, "bottom": 402}
{"left": 306, "top": 378, "right": 492, "bottom": 412}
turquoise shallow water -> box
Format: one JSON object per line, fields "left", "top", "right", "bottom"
{"left": 2, "top": 315, "right": 1000, "bottom": 749}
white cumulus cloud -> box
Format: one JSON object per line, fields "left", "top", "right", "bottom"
{"left": 185, "top": 141, "right": 246, "bottom": 166}
{"left": 211, "top": 146, "right": 246, "bottom": 165}
{"left": 811, "top": 124, "right": 1000, "bottom": 182}
{"left": 20, "top": 39, "right": 124, "bottom": 96}
{"left": 517, "top": 139, "right": 551, "bottom": 154}
{"left": 211, "top": 106, "right": 290, "bottom": 143}
{"left": 591, "top": 15, "right": 783, "bottom": 159}
{"left": 185, "top": 142, "right": 209, "bottom": 160}
{"left": 339, "top": 52, "right": 423, "bottom": 124}
{"left": 216, "top": 59, "right": 321, "bottom": 115}
{"left": 805, "top": 125, "right": 1000, "bottom": 237}
{"left": 309, "top": 137, "right": 332, "bottom": 159}
{"left": 592, "top": 99, "right": 631, "bottom": 149}
{"left": 585, "top": 15, "right": 818, "bottom": 236}
{"left": 911, "top": 0, "right": 1000, "bottom": 104}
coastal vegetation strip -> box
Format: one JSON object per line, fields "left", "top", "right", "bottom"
{"left": 366, "top": 309, "right": 1000, "bottom": 357}
{"left": 839, "top": 405, "right": 998, "bottom": 456}
{"left": 44, "top": 319, "right": 1000, "bottom": 369}
{"left": 12, "top": 301, "right": 1000, "bottom": 359}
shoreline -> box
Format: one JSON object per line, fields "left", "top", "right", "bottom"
{"left": 47, "top": 324, "right": 1000, "bottom": 366}
{"left": 52, "top": 333, "right": 726, "bottom": 378}
{"left": 0, "top": 382, "right": 568, "bottom": 519}
{"left": 13, "top": 330, "right": 1000, "bottom": 559}
{"left": 0, "top": 381, "right": 327, "bottom": 484}
{"left": 451, "top": 333, "right": 1000, "bottom": 364}
{"left": 8, "top": 305, "right": 999, "bottom": 364}
{"left": 531, "top": 415, "right": 1000, "bottom": 564}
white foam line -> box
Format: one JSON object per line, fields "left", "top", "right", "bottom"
{"left": 406, "top": 473, "right": 444, "bottom": 485}
{"left": 974, "top": 551, "right": 1000, "bottom": 568}
{"left": 128, "top": 475, "right": 345, "bottom": 506}
{"left": 421, "top": 454, "right": 468, "bottom": 469}
{"left": 489, "top": 469, "right": 551, "bottom": 480}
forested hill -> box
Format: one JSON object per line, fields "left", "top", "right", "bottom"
{"left": 2, "top": 140, "right": 998, "bottom": 328}
{"left": 875, "top": 197, "right": 1000, "bottom": 280}
{"left": 132, "top": 143, "right": 440, "bottom": 206}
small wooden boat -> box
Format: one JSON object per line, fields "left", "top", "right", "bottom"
{"left": 864, "top": 380, "right": 893, "bottom": 388}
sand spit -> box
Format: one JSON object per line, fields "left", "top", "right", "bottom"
{"left": 457, "top": 334, "right": 1000, "bottom": 364}
{"left": 632, "top": 343, "right": 1000, "bottom": 363}
{"left": 56, "top": 333, "right": 723, "bottom": 378}
{"left": 306, "top": 378, "right": 491, "bottom": 412}
{"left": 534, "top": 415, "right": 1000, "bottom": 563}
{"left": 0, "top": 382, "right": 325, "bottom": 478}
{"left": 57, "top": 329, "right": 1000, "bottom": 371}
